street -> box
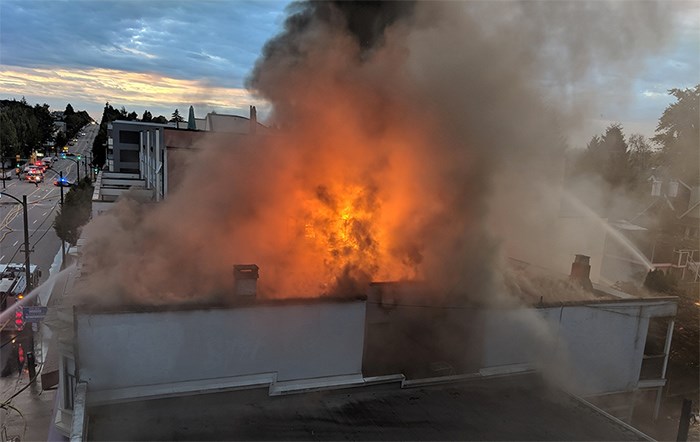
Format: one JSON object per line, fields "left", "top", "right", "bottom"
{"left": 0, "top": 124, "right": 98, "bottom": 442}
{"left": 0, "top": 123, "right": 98, "bottom": 285}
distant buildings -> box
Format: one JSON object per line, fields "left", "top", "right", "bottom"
{"left": 97, "top": 106, "right": 266, "bottom": 206}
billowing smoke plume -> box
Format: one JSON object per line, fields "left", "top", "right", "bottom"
{"left": 78, "top": 1, "right": 674, "bottom": 305}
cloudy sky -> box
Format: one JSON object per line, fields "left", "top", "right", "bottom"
{"left": 0, "top": 0, "right": 698, "bottom": 145}
{"left": 0, "top": 1, "right": 289, "bottom": 120}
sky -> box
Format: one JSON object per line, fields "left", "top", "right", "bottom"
{"left": 0, "top": 0, "right": 698, "bottom": 147}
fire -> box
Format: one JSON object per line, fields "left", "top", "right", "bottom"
{"left": 302, "top": 183, "right": 381, "bottom": 284}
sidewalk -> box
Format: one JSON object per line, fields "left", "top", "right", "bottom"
{"left": 0, "top": 249, "right": 68, "bottom": 442}
{"left": 0, "top": 368, "right": 56, "bottom": 442}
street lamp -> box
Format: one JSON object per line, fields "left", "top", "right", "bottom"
{"left": 59, "top": 154, "right": 81, "bottom": 182}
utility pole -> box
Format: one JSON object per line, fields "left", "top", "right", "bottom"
{"left": 59, "top": 171, "right": 65, "bottom": 261}
{"left": 22, "top": 194, "right": 36, "bottom": 381}
{"left": 22, "top": 195, "right": 30, "bottom": 294}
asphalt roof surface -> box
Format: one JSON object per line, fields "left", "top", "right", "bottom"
{"left": 88, "top": 373, "right": 646, "bottom": 441}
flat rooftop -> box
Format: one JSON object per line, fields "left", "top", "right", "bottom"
{"left": 505, "top": 258, "right": 667, "bottom": 305}
{"left": 87, "top": 373, "right": 647, "bottom": 441}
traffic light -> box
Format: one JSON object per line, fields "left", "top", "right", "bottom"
{"left": 15, "top": 309, "right": 23, "bottom": 331}
{"left": 77, "top": 155, "right": 82, "bottom": 160}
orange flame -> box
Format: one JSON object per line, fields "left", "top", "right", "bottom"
{"left": 302, "top": 183, "right": 381, "bottom": 278}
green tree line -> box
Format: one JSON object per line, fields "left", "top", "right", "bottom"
{"left": 572, "top": 84, "right": 699, "bottom": 189}
{"left": 0, "top": 98, "right": 54, "bottom": 158}
{"left": 0, "top": 99, "right": 94, "bottom": 159}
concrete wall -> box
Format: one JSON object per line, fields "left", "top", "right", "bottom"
{"left": 480, "top": 300, "right": 676, "bottom": 395}
{"left": 365, "top": 282, "right": 676, "bottom": 396}
{"left": 75, "top": 300, "right": 365, "bottom": 393}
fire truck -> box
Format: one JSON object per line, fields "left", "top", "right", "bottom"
{"left": 0, "top": 263, "right": 42, "bottom": 376}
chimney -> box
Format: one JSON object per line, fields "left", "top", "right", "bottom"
{"left": 249, "top": 105, "right": 257, "bottom": 134}
{"left": 569, "top": 254, "right": 593, "bottom": 291}
{"left": 233, "top": 264, "right": 259, "bottom": 296}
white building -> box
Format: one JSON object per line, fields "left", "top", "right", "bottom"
{"left": 47, "top": 254, "right": 677, "bottom": 439}
{"left": 100, "top": 106, "right": 266, "bottom": 206}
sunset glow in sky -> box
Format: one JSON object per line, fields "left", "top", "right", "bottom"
{"left": 1, "top": 0, "right": 698, "bottom": 144}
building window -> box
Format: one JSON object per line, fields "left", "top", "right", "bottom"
{"left": 119, "top": 150, "right": 139, "bottom": 163}
{"left": 668, "top": 180, "right": 679, "bottom": 198}
{"left": 119, "top": 130, "right": 140, "bottom": 144}
{"left": 640, "top": 317, "right": 671, "bottom": 380}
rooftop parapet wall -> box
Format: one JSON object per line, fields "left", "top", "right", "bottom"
{"left": 75, "top": 299, "right": 366, "bottom": 400}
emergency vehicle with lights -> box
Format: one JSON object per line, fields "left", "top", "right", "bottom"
{"left": 0, "top": 263, "right": 42, "bottom": 376}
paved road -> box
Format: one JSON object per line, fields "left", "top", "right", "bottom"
{"left": 0, "top": 123, "right": 98, "bottom": 442}
{"left": 0, "top": 123, "right": 98, "bottom": 285}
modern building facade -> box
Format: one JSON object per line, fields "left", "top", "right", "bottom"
{"left": 103, "top": 106, "right": 266, "bottom": 204}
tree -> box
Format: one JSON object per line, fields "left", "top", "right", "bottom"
{"left": 65, "top": 110, "right": 91, "bottom": 140}
{"left": 92, "top": 102, "right": 127, "bottom": 167}
{"left": 64, "top": 103, "right": 75, "bottom": 116}
{"left": 153, "top": 115, "right": 168, "bottom": 124}
{"left": 600, "top": 124, "right": 629, "bottom": 186}
{"left": 628, "top": 134, "right": 653, "bottom": 172}
{"left": 53, "top": 177, "right": 93, "bottom": 246}
{"left": 573, "top": 123, "right": 630, "bottom": 188}
{"left": 55, "top": 132, "right": 67, "bottom": 151}
{"left": 34, "top": 104, "right": 54, "bottom": 144}
{"left": 0, "top": 99, "right": 57, "bottom": 157}
{"left": 170, "top": 109, "right": 184, "bottom": 123}
{"left": 142, "top": 110, "right": 153, "bottom": 122}
{"left": 652, "top": 85, "right": 699, "bottom": 185}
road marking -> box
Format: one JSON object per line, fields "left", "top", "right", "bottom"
{"left": 33, "top": 220, "right": 37, "bottom": 224}
{"left": 42, "top": 212, "right": 47, "bottom": 216}
{"left": 12, "top": 241, "right": 18, "bottom": 246}
{"left": 0, "top": 256, "right": 4, "bottom": 261}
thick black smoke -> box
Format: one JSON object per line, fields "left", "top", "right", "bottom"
{"left": 251, "top": 0, "right": 415, "bottom": 82}
{"left": 79, "top": 1, "right": 675, "bottom": 307}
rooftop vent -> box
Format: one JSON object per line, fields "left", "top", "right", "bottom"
{"left": 233, "top": 264, "right": 259, "bottom": 296}
{"left": 569, "top": 254, "right": 593, "bottom": 291}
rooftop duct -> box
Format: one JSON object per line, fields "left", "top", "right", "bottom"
{"left": 233, "top": 264, "right": 259, "bottom": 296}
